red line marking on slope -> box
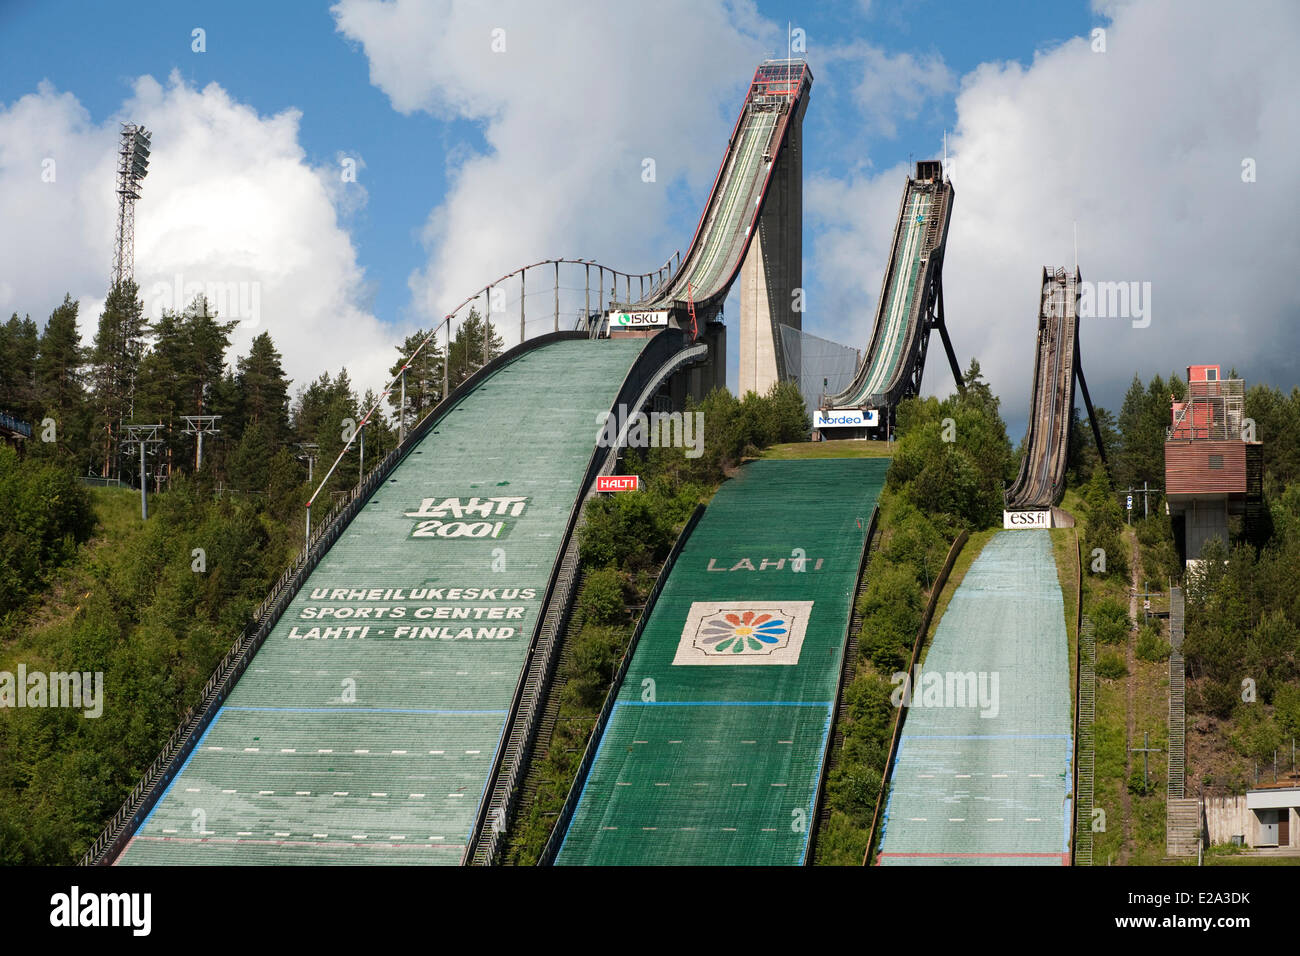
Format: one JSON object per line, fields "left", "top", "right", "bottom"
{"left": 128, "top": 835, "right": 464, "bottom": 851}
{"left": 877, "top": 851, "right": 1069, "bottom": 865}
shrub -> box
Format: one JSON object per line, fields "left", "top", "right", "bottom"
{"left": 1195, "top": 680, "right": 1238, "bottom": 719}
{"left": 1093, "top": 599, "right": 1131, "bottom": 645}
{"left": 0, "top": 444, "right": 94, "bottom": 615}
{"left": 1128, "top": 768, "right": 1158, "bottom": 796}
{"left": 1096, "top": 651, "right": 1128, "bottom": 680}
{"left": 1135, "top": 623, "right": 1170, "bottom": 662}
{"left": 560, "top": 624, "right": 627, "bottom": 710}
{"left": 579, "top": 568, "right": 626, "bottom": 626}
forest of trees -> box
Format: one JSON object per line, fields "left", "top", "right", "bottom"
{"left": 0, "top": 284, "right": 509, "bottom": 863}
{"left": 1068, "top": 368, "right": 1300, "bottom": 790}
{"left": 0, "top": 283, "right": 504, "bottom": 516}
{"left": 4, "top": 276, "right": 1300, "bottom": 852}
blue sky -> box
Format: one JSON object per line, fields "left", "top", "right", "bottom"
{"left": 2, "top": 1, "right": 1296, "bottom": 438}
{"left": 1, "top": 0, "right": 1090, "bottom": 325}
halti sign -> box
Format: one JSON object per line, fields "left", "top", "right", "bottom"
{"left": 609, "top": 310, "right": 669, "bottom": 328}
{"left": 1003, "top": 509, "right": 1052, "bottom": 529}
{"left": 815, "top": 408, "right": 879, "bottom": 429}
{"left": 596, "top": 475, "right": 639, "bottom": 492}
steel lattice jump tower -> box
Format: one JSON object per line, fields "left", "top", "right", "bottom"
{"left": 112, "top": 124, "right": 151, "bottom": 288}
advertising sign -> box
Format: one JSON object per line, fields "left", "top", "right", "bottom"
{"left": 1003, "top": 510, "right": 1052, "bottom": 529}
{"left": 596, "top": 475, "right": 640, "bottom": 492}
{"left": 608, "top": 310, "right": 669, "bottom": 328}
{"left": 815, "top": 408, "right": 879, "bottom": 429}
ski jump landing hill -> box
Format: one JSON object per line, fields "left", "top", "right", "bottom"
{"left": 551, "top": 459, "right": 888, "bottom": 865}
{"left": 85, "top": 57, "right": 813, "bottom": 868}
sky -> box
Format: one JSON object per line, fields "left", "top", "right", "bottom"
{"left": 1, "top": 0, "right": 1297, "bottom": 439}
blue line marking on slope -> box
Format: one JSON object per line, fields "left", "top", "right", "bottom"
{"left": 555, "top": 700, "right": 621, "bottom": 864}
{"left": 899, "top": 733, "right": 1071, "bottom": 740}
{"left": 127, "top": 711, "right": 224, "bottom": 848}
{"left": 800, "top": 703, "right": 836, "bottom": 864}
{"left": 617, "top": 700, "right": 833, "bottom": 708}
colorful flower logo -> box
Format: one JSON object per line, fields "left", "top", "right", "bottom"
{"left": 698, "top": 610, "right": 788, "bottom": 654}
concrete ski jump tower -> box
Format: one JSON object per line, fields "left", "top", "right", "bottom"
{"left": 737, "top": 64, "right": 809, "bottom": 397}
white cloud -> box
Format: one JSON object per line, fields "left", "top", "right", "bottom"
{"left": 832, "top": 41, "right": 954, "bottom": 139}
{"left": 332, "top": 0, "right": 779, "bottom": 340}
{"left": 0, "top": 73, "right": 391, "bottom": 403}
{"left": 807, "top": 0, "right": 1300, "bottom": 432}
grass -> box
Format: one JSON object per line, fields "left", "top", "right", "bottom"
{"left": 1049, "top": 527, "right": 1080, "bottom": 716}
{"left": 8, "top": 487, "right": 141, "bottom": 645}
{"left": 760, "top": 439, "right": 894, "bottom": 460}
{"left": 1073, "top": 501, "right": 1174, "bottom": 865}
{"left": 1201, "top": 848, "right": 1300, "bottom": 865}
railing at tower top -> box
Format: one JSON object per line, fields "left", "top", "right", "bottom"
{"left": 1167, "top": 378, "right": 1245, "bottom": 441}
{"left": 303, "top": 253, "right": 679, "bottom": 532}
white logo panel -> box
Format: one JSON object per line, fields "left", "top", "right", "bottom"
{"left": 671, "top": 601, "right": 814, "bottom": 666}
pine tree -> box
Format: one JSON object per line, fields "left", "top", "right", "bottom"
{"left": 229, "top": 420, "right": 274, "bottom": 492}
{"left": 0, "top": 313, "right": 39, "bottom": 423}
{"left": 447, "top": 309, "right": 503, "bottom": 390}
{"left": 292, "top": 372, "right": 335, "bottom": 446}
{"left": 358, "top": 387, "right": 394, "bottom": 466}
{"left": 302, "top": 369, "right": 360, "bottom": 499}
{"left": 176, "top": 296, "right": 237, "bottom": 417}
{"left": 1115, "top": 374, "right": 1147, "bottom": 490}
{"left": 959, "top": 357, "right": 1000, "bottom": 418}
{"left": 89, "top": 280, "right": 148, "bottom": 477}
{"left": 236, "top": 332, "right": 292, "bottom": 443}
{"left": 35, "top": 294, "right": 88, "bottom": 461}
{"left": 135, "top": 309, "right": 186, "bottom": 480}
{"left": 387, "top": 329, "right": 444, "bottom": 434}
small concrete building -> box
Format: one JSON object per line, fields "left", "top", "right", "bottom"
{"left": 1205, "top": 785, "right": 1300, "bottom": 849}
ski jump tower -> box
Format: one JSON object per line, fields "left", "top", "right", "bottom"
{"left": 737, "top": 65, "right": 809, "bottom": 396}
{"left": 611, "top": 61, "right": 812, "bottom": 401}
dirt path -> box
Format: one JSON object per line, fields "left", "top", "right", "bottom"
{"left": 1118, "top": 530, "right": 1143, "bottom": 864}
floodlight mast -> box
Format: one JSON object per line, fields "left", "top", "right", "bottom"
{"left": 110, "top": 124, "right": 151, "bottom": 476}
{"left": 112, "top": 125, "right": 150, "bottom": 289}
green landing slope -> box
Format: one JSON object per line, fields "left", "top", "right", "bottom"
{"left": 877, "top": 530, "right": 1072, "bottom": 866}
{"left": 117, "top": 337, "right": 644, "bottom": 865}
{"left": 557, "top": 458, "right": 888, "bottom": 865}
